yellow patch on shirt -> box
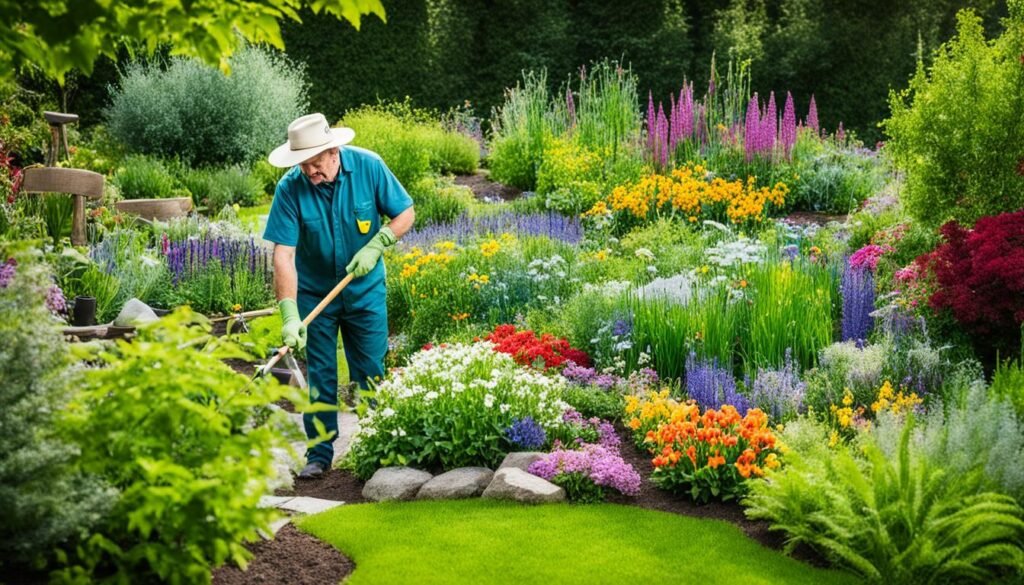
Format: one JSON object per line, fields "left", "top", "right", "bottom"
{"left": 357, "top": 219, "right": 371, "bottom": 234}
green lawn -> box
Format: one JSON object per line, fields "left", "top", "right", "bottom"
{"left": 237, "top": 201, "right": 272, "bottom": 234}
{"left": 297, "top": 499, "right": 857, "bottom": 585}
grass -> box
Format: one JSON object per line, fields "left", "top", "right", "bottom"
{"left": 296, "top": 499, "right": 858, "bottom": 585}
{"left": 237, "top": 201, "right": 271, "bottom": 234}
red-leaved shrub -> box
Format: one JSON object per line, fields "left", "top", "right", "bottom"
{"left": 484, "top": 324, "right": 591, "bottom": 370}
{"left": 926, "top": 210, "right": 1024, "bottom": 351}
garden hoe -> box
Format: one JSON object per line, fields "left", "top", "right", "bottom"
{"left": 252, "top": 272, "right": 355, "bottom": 385}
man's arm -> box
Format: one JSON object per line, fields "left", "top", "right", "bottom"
{"left": 273, "top": 244, "right": 298, "bottom": 301}
{"left": 387, "top": 206, "right": 415, "bottom": 240}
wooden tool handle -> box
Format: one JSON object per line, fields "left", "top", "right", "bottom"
{"left": 263, "top": 273, "right": 357, "bottom": 371}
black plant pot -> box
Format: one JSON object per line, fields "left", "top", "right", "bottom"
{"left": 72, "top": 295, "right": 97, "bottom": 326}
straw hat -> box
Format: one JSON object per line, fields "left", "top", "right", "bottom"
{"left": 268, "top": 113, "right": 355, "bottom": 168}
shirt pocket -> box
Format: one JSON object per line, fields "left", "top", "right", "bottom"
{"left": 353, "top": 202, "right": 377, "bottom": 237}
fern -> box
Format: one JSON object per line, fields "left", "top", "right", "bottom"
{"left": 744, "top": 416, "right": 1024, "bottom": 583}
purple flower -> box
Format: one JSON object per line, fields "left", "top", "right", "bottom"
{"left": 764, "top": 91, "right": 778, "bottom": 154}
{"left": 749, "top": 348, "right": 806, "bottom": 421}
{"left": 528, "top": 444, "right": 641, "bottom": 497}
{"left": 807, "top": 95, "right": 820, "bottom": 134}
{"left": 842, "top": 263, "right": 875, "bottom": 344}
{"left": 612, "top": 318, "right": 632, "bottom": 337}
{"left": 0, "top": 258, "right": 16, "bottom": 288}
{"left": 782, "top": 244, "right": 799, "bottom": 261}
{"left": 505, "top": 416, "right": 546, "bottom": 450}
{"left": 781, "top": 92, "right": 797, "bottom": 155}
{"left": 401, "top": 212, "right": 582, "bottom": 249}
{"left": 685, "top": 352, "right": 750, "bottom": 412}
{"left": 46, "top": 284, "right": 66, "bottom": 315}
{"left": 836, "top": 122, "right": 846, "bottom": 143}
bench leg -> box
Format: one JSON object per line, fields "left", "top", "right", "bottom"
{"left": 71, "top": 194, "right": 86, "bottom": 246}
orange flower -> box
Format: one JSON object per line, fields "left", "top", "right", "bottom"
{"left": 686, "top": 445, "right": 697, "bottom": 466}
{"left": 628, "top": 418, "right": 641, "bottom": 430}
{"left": 707, "top": 453, "right": 726, "bottom": 469}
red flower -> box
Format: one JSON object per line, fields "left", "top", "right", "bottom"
{"left": 482, "top": 325, "right": 591, "bottom": 371}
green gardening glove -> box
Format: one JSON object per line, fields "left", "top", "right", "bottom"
{"left": 279, "top": 298, "right": 306, "bottom": 351}
{"left": 346, "top": 226, "right": 397, "bottom": 277}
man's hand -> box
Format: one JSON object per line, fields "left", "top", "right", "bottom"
{"left": 346, "top": 226, "right": 397, "bottom": 277}
{"left": 279, "top": 298, "right": 306, "bottom": 351}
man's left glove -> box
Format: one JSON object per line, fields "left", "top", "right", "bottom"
{"left": 346, "top": 226, "right": 397, "bottom": 277}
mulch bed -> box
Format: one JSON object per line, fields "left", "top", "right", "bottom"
{"left": 211, "top": 524, "right": 354, "bottom": 585}
{"left": 783, "top": 211, "right": 847, "bottom": 226}
{"left": 454, "top": 171, "right": 523, "bottom": 202}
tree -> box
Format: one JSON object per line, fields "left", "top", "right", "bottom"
{"left": 0, "top": 0, "right": 386, "bottom": 84}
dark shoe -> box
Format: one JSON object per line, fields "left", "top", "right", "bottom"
{"left": 297, "top": 461, "right": 326, "bottom": 480}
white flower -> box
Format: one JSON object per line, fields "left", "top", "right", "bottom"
{"left": 484, "top": 394, "right": 495, "bottom": 408}
{"left": 500, "top": 403, "right": 511, "bottom": 413}
{"left": 425, "top": 391, "right": 439, "bottom": 401}
{"left": 381, "top": 407, "right": 396, "bottom": 418}
{"left": 634, "top": 247, "right": 655, "bottom": 261}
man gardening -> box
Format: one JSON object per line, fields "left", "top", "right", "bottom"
{"left": 264, "top": 113, "right": 414, "bottom": 479}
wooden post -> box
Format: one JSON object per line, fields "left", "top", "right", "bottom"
{"left": 71, "top": 194, "right": 86, "bottom": 245}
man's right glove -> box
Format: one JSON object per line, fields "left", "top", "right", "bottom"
{"left": 279, "top": 298, "right": 307, "bottom": 351}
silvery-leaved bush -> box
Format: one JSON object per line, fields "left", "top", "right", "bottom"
{"left": 348, "top": 342, "right": 569, "bottom": 478}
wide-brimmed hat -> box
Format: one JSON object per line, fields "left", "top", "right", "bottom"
{"left": 268, "top": 113, "right": 355, "bottom": 168}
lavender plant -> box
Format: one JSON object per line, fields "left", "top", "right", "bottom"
{"left": 685, "top": 352, "right": 750, "bottom": 412}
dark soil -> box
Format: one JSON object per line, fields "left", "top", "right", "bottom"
{"left": 275, "top": 468, "right": 368, "bottom": 504}
{"left": 455, "top": 171, "right": 523, "bottom": 202}
{"left": 212, "top": 524, "right": 354, "bottom": 585}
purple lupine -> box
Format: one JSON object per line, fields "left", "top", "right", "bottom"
{"left": 807, "top": 95, "right": 819, "bottom": 135}
{"left": 841, "top": 263, "right": 875, "bottom": 344}
{"left": 647, "top": 91, "right": 656, "bottom": 153}
{"left": 505, "top": 416, "right": 547, "bottom": 450}
{"left": 749, "top": 348, "right": 806, "bottom": 421}
{"left": 681, "top": 82, "right": 694, "bottom": 140}
{"left": 836, "top": 121, "right": 845, "bottom": 144}
{"left": 0, "top": 258, "right": 15, "bottom": 288}
{"left": 744, "top": 93, "right": 761, "bottom": 161}
{"left": 528, "top": 443, "right": 641, "bottom": 497}
{"left": 685, "top": 352, "right": 750, "bottom": 412}
{"left": 566, "top": 87, "right": 576, "bottom": 129}
{"left": 764, "top": 91, "right": 778, "bottom": 155}
{"left": 656, "top": 104, "right": 669, "bottom": 168}
{"left": 781, "top": 92, "right": 797, "bottom": 156}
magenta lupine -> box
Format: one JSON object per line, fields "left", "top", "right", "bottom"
{"left": 807, "top": 95, "right": 819, "bottom": 134}
{"left": 836, "top": 121, "right": 845, "bottom": 144}
{"left": 781, "top": 91, "right": 797, "bottom": 156}
{"left": 669, "top": 92, "right": 678, "bottom": 150}
{"left": 745, "top": 93, "right": 761, "bottom": 161}
{"left": 764, "top": 91, "right": 778, "bottom": 155}
{"left": 657, "top": 104, "right": 669, "bottom": 168}
{"left": 647, "top": 91, "right": 656, "bottom": 153}
{"left": 681, "top": 82, "right": 694, "bottom": 140}
{"left": 566, "top": 87, "right": 576, "bottom": 129}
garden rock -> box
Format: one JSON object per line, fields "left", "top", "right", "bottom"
{"left": 113, "top": 298, "right": 159, "bottom": 327}
{"left": 482, "top": 468, "right": 565, "bottom": 504}
{"left": 362, "top": 467, "right": 433, "bottom": 502}
{"left": 497, "top": 452, "right": 546, "bottom": 473}
{"left": 417, "top": 467, "right": 494, "bottom": 500}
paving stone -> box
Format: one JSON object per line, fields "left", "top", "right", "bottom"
{"left": 482, "top": 468, "right": 565, "bottom": 504}
{"left": 362, "top": 467, "right": 433, "bottom": 502}
{"left": 258, "top": 496, "right": 295, "bottom": 509}
{"left": 417, "top": 467, "right": 494, "bottom": 500}
{"left": 278, "top": 496, "right": 345, "bottom": 515}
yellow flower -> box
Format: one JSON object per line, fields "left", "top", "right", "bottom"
{"left": 231, "top": 303, "right": 242, "bottom": 313}
{"left": 436, "top": 240, "right": 456, "bottom": 251}
{"left": 829, "top": 431, "right": 839, "bottom": 448}
{"left": 480, "top": 239, "right": 500, "bottom": 258}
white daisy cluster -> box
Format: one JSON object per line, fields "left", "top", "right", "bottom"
{"left": 705, "top": 237, "right": 767, "bottom": 268}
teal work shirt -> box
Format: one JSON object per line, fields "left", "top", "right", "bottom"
{"left": 262, "top": 146, "right": 413, "bottom": 311}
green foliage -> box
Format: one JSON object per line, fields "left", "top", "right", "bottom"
{"left": 0, "top": 81, "right": 51, "bottom": 164}
{"left": 106, "top": 46, "right": 308, "bottom": 167}
{"left": 346, "top": 342, "right": 567, "bottom": 479}
{"left": 111, "top": 155, "right": 180, "bottom": 200}
{"left": 343, "top": 101, "right": 479, "bottom": 188}
{"left": 62, "top": 264, "right": 122, "bottom": 324}
{"left": 744, "top": 415, "right": 1024, "bottom": 583}
{"left": 563, "top": 385, "right": 625, "bottom": 421}
{"left": 991, "top": 343, "right": 1024, "bottom": 420}
{"left": 408, "top": 176, "right": 473, "bottom": 228}
{"left": 56, "top": 309, "right": 305, "bottom": 583}
{"left": 0, "top": 0, "right": 384, "bottom": 84}
{"left": 488, "top": 71, "right": 553, "bottom": 190}
{"left": 884, "top": 8, "right": 1024, "bottom": 228}
{"left": 0, "top": 258, "right": 113, "bottom": 571}
{"left": 180, "top": 165, "right": 263, "bottom": 211}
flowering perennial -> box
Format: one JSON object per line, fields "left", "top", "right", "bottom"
{"left": 528, "top": 444, "right": 641, "bottom": 502}
{"left": 485, "top": 324, "right": 591, "bottom": 370}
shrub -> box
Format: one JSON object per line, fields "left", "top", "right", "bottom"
{"left": 562, "top": 385, "right": 625, "bottom": 421}
{"left": 106, "top": 46, "right": 307, "bottom": 167}
{"left": 346, "top": 342, "right": 569, "bottom": 479}
{"left": 408, "top": 176, "right": 473, "bottom": 229}
{"left": 57, "top": 310, "right": 304, "bottom": 583}
{"left": 111, "top": 154, "right": 180, "bottom": 200}
{"left": 744, "top": 415, "right": 1024, "bottom": 583}
{"left": 181, "top": 166, "right": 263, "bottom": 211}
{"left": 488, "top": 71, "right": 552, "bottom": 190}
{"left": 643, "top": 403, "right": 781, "bottom": 503}
{"left": 926, "top": 210, "right": 1024, "bottom": 356}
{"left": 0, "top": 258, "right": 113, "bottom": 572}
{"left": 883, "top": 7, "right": 1024, "bottom": 228}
